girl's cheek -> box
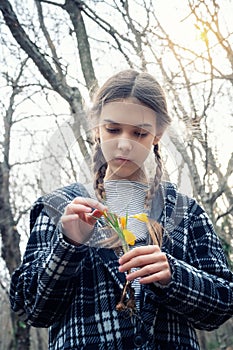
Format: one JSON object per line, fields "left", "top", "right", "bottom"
{"left": 135, "top": 144, "right": 150, "bottom": 158}
{"left": 101, "top": 143, "right": 115, "bottom": 160}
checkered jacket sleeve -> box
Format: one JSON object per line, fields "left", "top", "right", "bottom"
{"left": 151, "top": 184, "right": 233, "bottom": 330}
{"left": 9, "top": 182, "right": 93, "bottom": 327}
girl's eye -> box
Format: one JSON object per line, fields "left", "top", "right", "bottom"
{"left": 105, "top": 127, "right": 120, "bottom": 134}
{"left": 134, "top": 130, "right": 148, "bottom": 137}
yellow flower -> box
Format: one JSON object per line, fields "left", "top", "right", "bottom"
{"left": 120, "top": 216, "right": 127, "bottom": 229}
{"left": 123, "top": 229, "right": 136, "bottom": 245}
{"left": 130, "top": 213, "right": 149, "bottom": 223}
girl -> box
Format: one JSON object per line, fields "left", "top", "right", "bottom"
{"left": 10, "top": 70, "right": 233, "bottom": 350}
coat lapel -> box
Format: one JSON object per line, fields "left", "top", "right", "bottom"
{"left": 96, "top": 247, "right": 126, "bottom": 288}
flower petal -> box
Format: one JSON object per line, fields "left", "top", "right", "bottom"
{"left": 120, "top": 216, "right": 127, "bottom": 229}
{"left": 130, "top": 213, "right": 149, "bottom": 223}
{"left": 123, "top": 229, "right": 136, "bottom": 245}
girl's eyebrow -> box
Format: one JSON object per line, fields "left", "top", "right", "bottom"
{"left": 102, "top": 118, "right": 153, "bottom": 129}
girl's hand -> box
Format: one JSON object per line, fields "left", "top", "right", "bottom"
{"left": 118, "top": 245, "right": 171, "bottom": 286}
{"left": 61, "top": 197, "right": 107, "bottom": 244}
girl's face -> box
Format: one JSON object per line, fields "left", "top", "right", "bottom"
{"left": 97, "top": 99, "right": 159, "bottom": 182}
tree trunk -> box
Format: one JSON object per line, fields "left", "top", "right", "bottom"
{"left": 0, "top": 165, "right": 30, "bottom": 349}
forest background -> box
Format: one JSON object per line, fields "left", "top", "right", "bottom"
{"left": 0, "top": 0, "right": 232, "bottom": 349}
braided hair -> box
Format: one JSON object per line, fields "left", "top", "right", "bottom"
{"left": 144, "top": 144, "right": 163, "bottom": 209}
{"left": 92, "top": 138, "right": 107, "bottom": 202}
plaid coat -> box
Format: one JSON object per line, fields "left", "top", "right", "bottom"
{"left": 10, "top": 182, "right": 233, "bottom": 350}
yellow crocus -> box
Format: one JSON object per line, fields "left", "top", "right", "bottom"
{"left": 130, "top": 213, "right": 149, "bottom": 223}
{"left": 120, "top": 216, "right": 127, "bottom": 229}
{"left": 123, "top": 229, "right": 136, "bottom": 245}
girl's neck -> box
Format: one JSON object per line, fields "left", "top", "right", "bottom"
{"left": 104, "top": 166, "right": 148, "bottom": 184}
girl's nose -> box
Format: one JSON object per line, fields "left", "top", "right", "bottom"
{"left": 117, "top": 137, "right": 133, "bottom": 152}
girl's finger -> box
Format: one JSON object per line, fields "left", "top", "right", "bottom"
{"left": 72, "top": 197, "right": 107, "bottom": 212}
{"left": 61, "top": 214, "right": 79, "bottom": 223}
{"left": 125, "top": 259, "right": 169, "bottom": 279}
{"left": 139, "top": 270, "right": 171, "bottom": 285}
{"left": 64, "top": 204, "right": 92, "bottom": 215}
{"left": 119, "top": 245, "right": 160, "bottom": 265}
{"left": 118, "top": 252, "right": 166, "bottom": 273}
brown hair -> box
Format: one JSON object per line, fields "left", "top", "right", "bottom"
{"left": 90, "top": 69, "right": 171, "bottom": 246}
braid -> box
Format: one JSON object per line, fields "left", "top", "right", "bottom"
{"left": 92, "top": 140, "right": 122, "bottom": 250}
{"left": 92, "top": 140, "right": 107, "bottom": 202}
{"left": 145, "top": 143, "right": 164, "bottom": 247}
{"left": 145, "top": 143, "right": 163, "bottom": 210}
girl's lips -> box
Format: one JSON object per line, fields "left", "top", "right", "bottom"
{"left": 113, "top": 157, "right": 132, "bottom": 165}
